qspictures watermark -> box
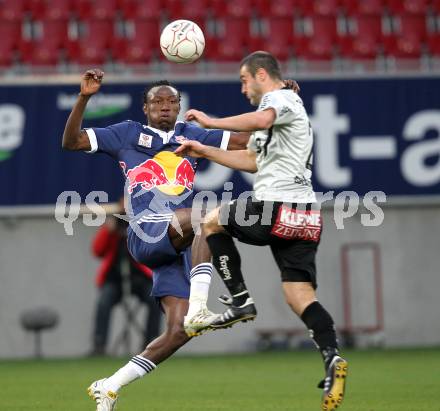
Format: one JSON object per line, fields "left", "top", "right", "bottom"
{"left": 54, "top": 184, "right": 386, "bottom": 238}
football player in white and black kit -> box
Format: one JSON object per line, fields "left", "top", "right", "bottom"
{"left": 175, "top": 51, "right": 348, "bottom": 411}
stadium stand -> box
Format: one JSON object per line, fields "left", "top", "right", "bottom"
{"left": 113, "top": 18, "right": 159, "bottom": 64}
{"left": 28, "top": 0, "right": 73, "bottom": 20}
{"left": 120, "top": 0, "right": 163, "bottom": 19}
{"left": 341, "top": 0, "right": 385, "bottom": 15}
{"left": 254, "top": 0, "right": 296, "bottom": 18}
{"left": 259, "top": 16, "right": 295, "bottom": 61}
{"left": 0, "top": 20, "right": 21, "bottom": 66}
{"left": 21, "top": 19, "right": 68, "bottom": 65}
{"left": 0, "top": 0, "right": 435, "bottom": 72}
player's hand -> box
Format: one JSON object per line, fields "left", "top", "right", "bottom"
{"left": 284, "top": 79, "right": 300, "bottom": 93}
{"left": 174, "top": 140, "right": 208, "bottom": 158}
{"left": 185, "top": 109, "right": 213, "bottom": 128}
{"left": 80, "top": 69, "right": 104, "bottom": 96}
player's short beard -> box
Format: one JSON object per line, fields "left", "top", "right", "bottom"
{"left": 158, "top": 119, "right": 174, "bottom": 131}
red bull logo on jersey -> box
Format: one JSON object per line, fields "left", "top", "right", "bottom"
{"left": 121, "top": 151, "right": 195, "bottom": 196}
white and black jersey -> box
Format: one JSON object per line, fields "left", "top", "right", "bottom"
{"left": 247, "top": 89, "right": 316, "bottom": 203}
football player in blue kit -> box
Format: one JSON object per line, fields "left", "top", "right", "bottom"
{"left": 62, "top": 68, "right": 250, "bottom": 410}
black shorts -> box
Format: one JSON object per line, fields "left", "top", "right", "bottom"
{"left": 219, "top": 197, "right": 322, "bottom": 288}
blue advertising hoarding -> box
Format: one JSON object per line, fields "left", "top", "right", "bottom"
{"left": 0, "top": 76, "right": 439, "bottom": 206}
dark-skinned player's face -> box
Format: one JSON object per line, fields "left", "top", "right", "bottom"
{"left": 143, "top": 86, "right": 180, "bottom": 132}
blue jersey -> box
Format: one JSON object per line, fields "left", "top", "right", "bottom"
{"left": 85, "top": 120, "right": 230, "bottom": 220}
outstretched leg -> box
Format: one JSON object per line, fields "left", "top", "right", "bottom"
{"left": 201, "top": 207, "right": 257, "bottom": 329}
{"left": 169, "top": 208, "right": 218, "bottom": 336}
{"left": 87, "top": 296, "right": 191, "bottom": 410}
{"left": 282, "top": 282, "right": 348, "bottom": 411}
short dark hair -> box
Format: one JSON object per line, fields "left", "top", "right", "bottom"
{"left": 240, "top": 51, "right": 282, "bottom": 80}
{"left": 142, "top": 80, "right": 180, "bottom": 104}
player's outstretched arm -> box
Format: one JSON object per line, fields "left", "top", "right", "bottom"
{"left": 185, "top": 108, "right": 276, "bottom": 132}
{"left": 62, "top": 69, "right": 104, "bottom": 151}
{"left": 175, "top": 140, "right": 257, "bottom": 173}
{"left": 227, "top": 132, "right": 250, "bottom": 150}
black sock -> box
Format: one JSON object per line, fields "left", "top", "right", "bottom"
{"left": 206, "top": 232, "right": 249, "bottom": 306}
{"left": 301, "top": 301, "right": 339, "bottom": 368}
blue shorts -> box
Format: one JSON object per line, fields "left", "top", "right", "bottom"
{"left": 127, "top": 220, "right": 191, "bottom": 299}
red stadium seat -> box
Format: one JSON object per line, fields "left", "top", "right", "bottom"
{"left": 427, "top": 33, "right": 440, "bottom": 56}
{"left": 339, "top": 36, "right": 380, "bottom": 59}
{"left": 255, "top": 0, "right": 296, "bottom": 17}
{"left": 306, "top": 15, "right": 338, "bottom": 40}
{"left": 397, "top": 15, "right": 427, "bottom": 40}
{"left": 341, "top": 0, "right": 385, "bottom": 15}
{"left": 29, "top": 0, "right": 73, "bottom": 20}
{"left": 169, "top": 0, "right": 209, "bottom": 21}
{"left": 384, "top": 35, "right": 422, "bottom": 58}
{"left": 27, "top": 0, "right": 45, "bottom": 19}
{"left": 215, "top": 37, "right": 246, "bottom": 61}
{"left": 82, "top": 19, "right": 114, "bottom": 47}
{"left": 258, "top": 17, "right": 295, "bottom": 61}
{"left": 295, "top": 37, "right": 334, "bottom": 60}
{"left": 119, "top": 0, "right": 163, "bottom": 19}
{"left": 0, "top": 0, "right": 28, "bottom": 20}
{"left": 36, "top": 19, "right": 69, "bottom": 47}
{"left": 211, "top": 17, "right": 252, "bottom": 61}
{"left": 432, "top": 0, "right": 440, "bottom": 14}
{"left": 74, "top": 0, "right": 118, "bottom": 20}
{"left": 300, "top": 0, "right": 340, "bottom": 16}
{"left": 296, "top": 15, "right": 337, "bottom": 61}
{"left": 113, "top": 18, "right": 159, "bottom": 63}
{"left": 340, "top": 14, "right": 382, "bottom": 60}
{"left": 211, "top": 0, "right": 253, "bottom": 18}
{"left": 348, "top": 14, "right": 383, "bottom": 41}
{"left": 23, "top": 44, "right": 62, "bottom": 65}
{"left": 200, "top": 33, "right": 217, "bottom": 59}
{"left": 216, "top": 17, "right": 251, "bottom": 45}
{"left": 131, "top": 18, "right": 160, "bottom": 44}
{"left": 386, "top": 0, "right": 429, "bottom": 15}
{"left": 227, "top": 0, "right": 253, "bottom": 18}
{"left": 68, "top": 41, "right": 108, "bottom": 64}
{"left": 67, "top": 19, "right": 113, "bottom": 64}
{"left": 112, "top": 38, "right": 154, "bottom": 64}
{"left": 162, "top": 0, "right": 182, "bottom": 19}
{"left": 0, "top": 20, "right": 21, "bottom": 66}
{"left": 77, "top": 44, "right": 108, "bottom": 64}
{"left": 259, "top": 39, "right": 292, "bottom": 61}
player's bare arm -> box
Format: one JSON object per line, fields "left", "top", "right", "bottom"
{"left": 62, "top": 69, "right": 104, "bottom": 151}
{"left": 175, "top": 140, "right": 257, "bottom": 173}
{"left": 185, "top": 108, "right": 276, "bottom": 132}
{"left": 227, "top": 132, "right": 251, "bottom": 150}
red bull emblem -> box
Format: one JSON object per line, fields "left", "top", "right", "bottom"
{"left": 123, "top": 151, "right": 195, "bottom": 195}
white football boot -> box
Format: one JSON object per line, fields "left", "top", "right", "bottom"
{"left": 183, "top": 307, "right": 219, "bottom": 337}
{"left": 87, "top": 378, "right": 118, "bottom": 411}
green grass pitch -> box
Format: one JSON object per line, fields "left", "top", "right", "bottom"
{"left": 2, "top": 348, "right": 439, "bottom": 410}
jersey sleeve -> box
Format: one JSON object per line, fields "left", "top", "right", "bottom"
{"left": 84, "top": 121, "right": 131, "bottom": 156}
{"left": 258, "top": 91, "right": 297, "bottom": 126}
{"left": 194, "top": 128, "right": 231, "bottom": 150}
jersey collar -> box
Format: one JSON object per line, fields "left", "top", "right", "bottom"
{"left": 144, "top": 121, "right": 185, "bottom": 144}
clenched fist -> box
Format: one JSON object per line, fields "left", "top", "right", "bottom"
{"left": 80, "top": 68, "right": 104, "bottom": 96}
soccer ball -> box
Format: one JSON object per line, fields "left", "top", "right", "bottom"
{"left": 160, "top": 20, "right": 205, "bottom": 64}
